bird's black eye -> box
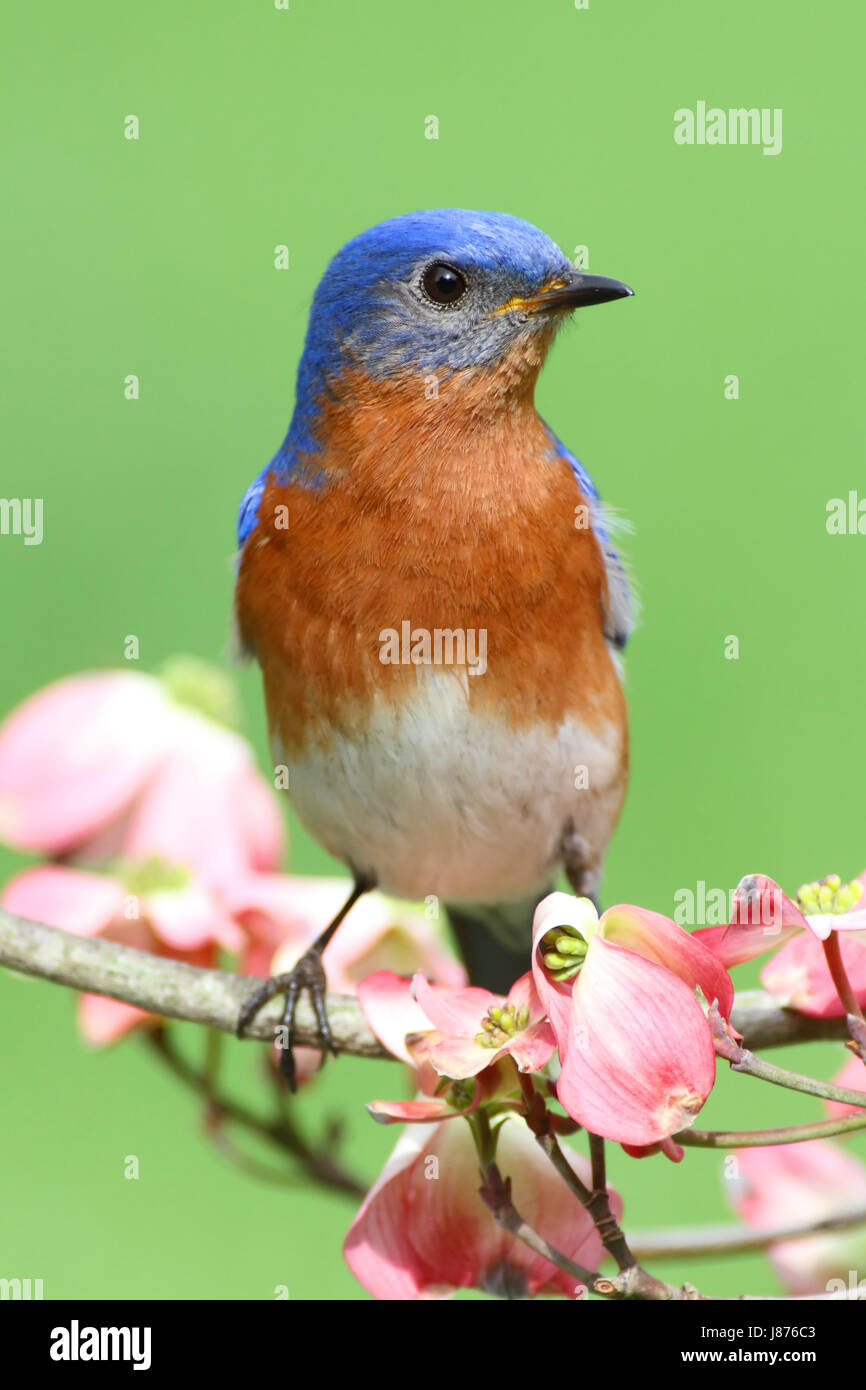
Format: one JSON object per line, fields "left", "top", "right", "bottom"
{"left": 420, "top": 262, "right": 467, "bottom": 306}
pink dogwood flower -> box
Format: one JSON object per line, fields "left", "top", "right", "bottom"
{"left": 691, "top": 872, "right": 806, "bottom": 965}
{"left": 0, "top": 663, "right": 283, "bottom": 890}
{"left": 696, "top": 873, "right": 866, "bottom": 1018}
{"left": 762, "top": 932, "right": 866, "bottom": 1018}
{"left": 726, "top": 1142, "right": 866, "bottom": 1295}
{"left": 407, "top": 972, "right": 555, "bottom": 1078}
{"left": 3, "top": 861, "right": 245, "bottom": 1043}
{"left": 357, "top": 970, "right": 526, "bottom": 1123}
{"left": 343, "top": 1112, "right": 622, "bottom": 1300}
{"left": 531, "top": 892, "right": 733, "bottom": 1147}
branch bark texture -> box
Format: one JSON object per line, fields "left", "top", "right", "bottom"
{"left": 0, "top": 905, "right": 851, "bottom": 1058}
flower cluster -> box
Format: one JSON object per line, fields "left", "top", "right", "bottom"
{"left": 696, "top": 870, "right": 866, "bottom": 1017}
{"left": 723, "top": 1043, "right": 866, "bottom": 1296}
{"left": 343, "top": 894, "right": 736, "bottom": 1298}
{"left": 0, "top": 664, "right": 464, "bottom": 1046}
{"left": 531, "top": 893, "right": 733, "bottom": 1148}
{"left": 4, "top": 665, "right": 865, "bottom": 1303}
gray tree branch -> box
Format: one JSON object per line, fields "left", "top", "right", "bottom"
{"left": 0, "top": 905, "right": 387, "bottom": 1057}
{"left": 0, "top": 904, "right": 851, "bottom": 1057}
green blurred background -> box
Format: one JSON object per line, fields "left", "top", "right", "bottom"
{"left": 1, "top": 0, "right": 863, "bottom": 1299}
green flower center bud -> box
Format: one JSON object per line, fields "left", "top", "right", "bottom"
{"left": 121, "top": 856, "right": 191, "bottom": 896}
{"left": 160, "top": 655, "right": 240, "bottom": 730}
{"left": 795, "top": 874, "right": 864, "bottom": 916}
{"left": 474, "top": 1001, "right": 531, "bottom": 1049}
{"left": 540, "top": 925, "right": 589, "bottom": 982}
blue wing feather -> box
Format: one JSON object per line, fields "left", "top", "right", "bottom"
{"left": 542, "top": 423, "right": 634, "bottom": 651}
{"left": 236, "top": 442, "right": 328, "bottom": 549}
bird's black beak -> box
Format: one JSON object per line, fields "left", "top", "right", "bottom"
{"left": 530, "top": 271, "right": 634, "bottom": 313}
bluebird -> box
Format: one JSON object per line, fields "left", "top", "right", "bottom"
{"left": 234, "top": 209, "right": 634, "bottom": 1085}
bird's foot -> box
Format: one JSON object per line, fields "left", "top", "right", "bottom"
{"left": 236, "top": 873, "right": 376, "bottom": 1090}
{"left": 236, "top": 946, "right": 334, "bottom": 1092}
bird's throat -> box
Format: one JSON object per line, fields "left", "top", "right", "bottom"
{"left": 303, "top": 332, "right": 558, "bottom": 502}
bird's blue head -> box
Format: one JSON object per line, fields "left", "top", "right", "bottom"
{"left": 236, "top": 211, "right": 632, "bottom": 544}
{"left": 295, "top": 208, "right": 631, "bottom": 389}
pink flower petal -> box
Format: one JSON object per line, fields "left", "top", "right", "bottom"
{"left": 411, "top": 973, "right": 497, "bottom": 1035}
{"left": 413, "top": 971, "right": 555, "bottom": 1079}
{"left": 225, "top": 872, "right": 328, "bottom": 963}
{"left": 0, "top": 673, "right": 174, "bottom": 853}
{"left": 505, "top": 972, "right": 546, "bottom": 1017}
{"left": 123, "top": 711, "right": 278, "bottom": 890}
{"left": 601, "top": 904, "right": 734, "bottom": 1018}
{"left": 761, "top": 932, "right": 866, "bottom": 1017}
{"left": 695, "top": 874, "right": 807, "bottom": 964}
{"left": 508, "top": 1018, "right": 557, "bottom": 1073}
{"left": 344, "top": 1115, "right": 620, "bottom": 1300}
{"left": 621, "top": 1137, "right": 685, "bottom": 1162}
{"left": 326, "top": 897, "right": 466, "bottom": 993}
{"left": 228, "top": 874, "right": 465, "bottom": 995}
{"left": 145, "top": 884, "right": 245, "bottom": 953}
{"left": 531, "top": 894, "right": 584, "bottom": 1052}
{"left": 818, "top": 909, "right": 866, "bottom": 933}
{"left": 423, "top": 1031, "right": 499, "bottom": 1079}
{"left": 727, "top": 1141, "right": 866, "bottom": 1294}
{"left": 366, "top": 1098, "right": 466, "bottom": 1124}
{"left": 557, "top": 936, "right": 716, "bottom": 1146}
{"left": 2, "top": 865, "right": 124, "bottom": 936}
{"left": 78, "top": 992, "right": 154, "bottom": 1045}
{"left": 690, "top": 923, "right": 785, "bottom": 968}
{"left": 232, "top": 766, "right": 284, "bottom": 874}
{"left": 343, "top": 1124, "right": 456, "bottom": 1298}
{"left": 731, "top": 1141, "right": 866, "bottom": 1227}
{"left": 357, "top": 971, "right": 434, "bottom": 1065}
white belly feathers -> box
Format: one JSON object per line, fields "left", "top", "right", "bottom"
{"left": 275, "top": 668, "right": 625, "bottom": 907}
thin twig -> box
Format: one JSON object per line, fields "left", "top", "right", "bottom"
{"left": 478, "top": 1162, "right": 697, "bottom": 1300}
{"left": 822, "top": 933, "right": 865, "bottom": 1024}
{"left": 588, "top": 1132, "right": 607, "bottom": 1192}
{"left": 205, "top": 1128, "right": 313, "bottom": 1188}
{"left": 478, "top": 1163, "right": 599, "bottom": 1290}
{"left": 479, "top": 1168, "right": 866, "bottom": 1300}
{"left": 146, "top": 1026, "right": 365, "bottom": 1197}
{"left": 518, "top": 1071, "right": 636, "bottom": 1273}
{"left": 727, "top": 1051, "right": 866, "bottom": 1108}
{"left": 676, "top": 1111, "right": 866, "bottom": 1148}
{"left": 712, "top": 1002, "right": 866, "bottom": 1107}
{"left": 630, "top": 1206, "right": 866, "bottom": 1261}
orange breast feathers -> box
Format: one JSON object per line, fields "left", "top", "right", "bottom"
{"left": 235, "top": 361, "right": 626, "bottom": 755}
